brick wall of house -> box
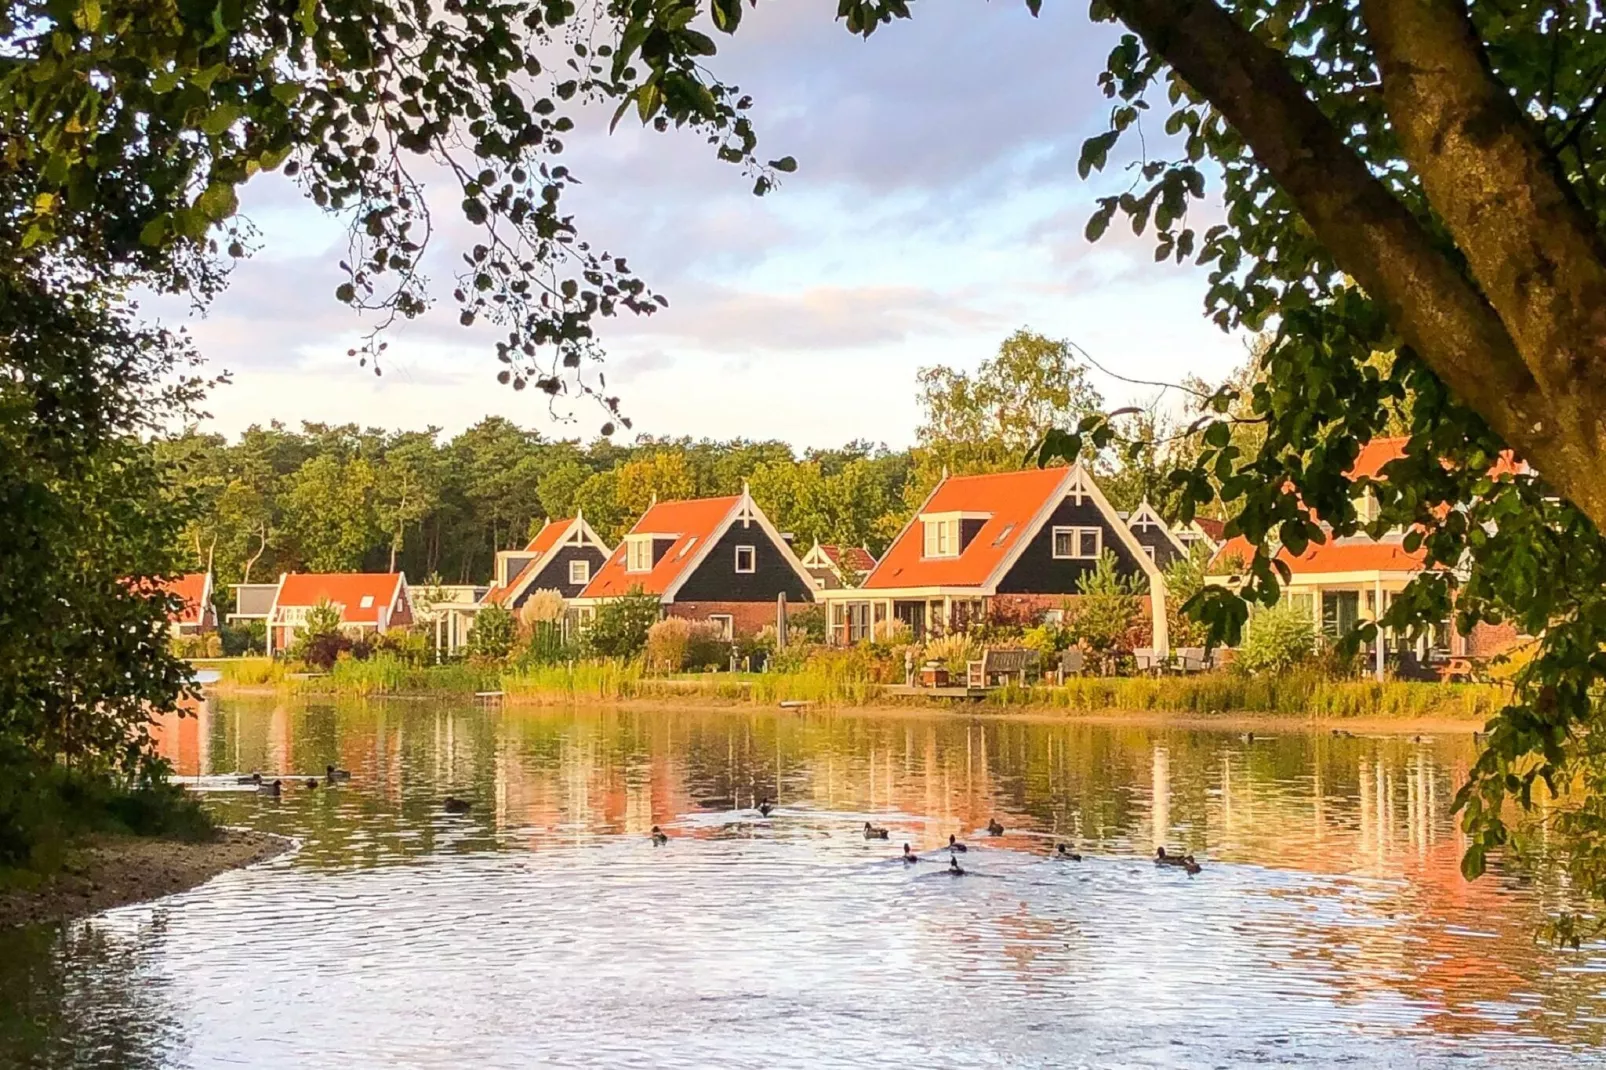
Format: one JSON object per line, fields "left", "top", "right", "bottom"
{"left": 666, "top": 600, "right": 794, "bottom": 638}
{"left": 1456, "top": 619, "right": 1526, "bottom": 659}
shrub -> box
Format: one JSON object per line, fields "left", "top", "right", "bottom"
{"left": 519, "top": 619, "right": 571, "bottom": 666}
{"left": 1163, "top": 545, "right": 1212, "bottom": 648}
{"left": 468, "top": 602, "right": 517, "bottom": 660}
{"left": 584, "top": 588, "right": 661, "bottom": 659}
{"left": 645, "top": 617, "right": 727, "bottom": 672}
{"left": 1236, "top": 601, "right": 1318, "bottom": 675}
{"left": 375, "top": 627, "right": 432, "bottom": 667}
{"left": 219, "top": 620, "right": 264, "bottom": 656}
{"left": 786, "top": 604, "right": 826, "bottom": 643}
{"left": 1020, "top": 621, "right": 1071, "bottom": 659}
{"left": 871, "top": 617, "right": 912, "bottom": 645}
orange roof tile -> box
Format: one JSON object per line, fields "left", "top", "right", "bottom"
{"left": 155, "top": 573, "right": 210, "bottom": 625}
{"left": 1209, "top": 534, "right": 1427, "bottom": 577}
{"left": 1191, "top": 516, "right": 1226, "bottom": 541}
{"left": 274, "top": 573, "right": 407, "bottom": 624}
{"left": 863, "top": 468, "right": 1070, "bottom": 590}
{"left": 819, "top": 544, "right": 878, "bottom": 574}
{"left": 579, "top": 496, "right": 740, "bottom": 599}
{"left": 486, "top": 518, "right": 577, "bottom": 605}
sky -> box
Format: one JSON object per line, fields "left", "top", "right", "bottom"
{"left": 153, "top": 2, "right": 1249, "bottom": 450}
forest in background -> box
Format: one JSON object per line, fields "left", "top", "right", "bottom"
{"left": 158, "top": 330, "right": 1228, "bottom": 588}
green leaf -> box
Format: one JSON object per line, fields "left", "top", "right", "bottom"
{"left": 769, "top": 156, "right": 797, "bottom": 173}
{"left": 1077, "top": 131, "right": 1119, "bottom": 179}
{"left": 195, "top": 182, "right": 238, "bottom": 222}
{"left": 711, "top": 0, "right": 744, "bottom": 32}
{"left": 138, "top": 214, "right": 168, "bottom": 247}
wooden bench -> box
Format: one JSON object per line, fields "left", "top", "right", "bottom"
{"left": 967, "top": 647, "right": 1040, "bottom": 689}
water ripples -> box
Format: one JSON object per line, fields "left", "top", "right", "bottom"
{"left": 3, "top": 700, "right": 1605, "bottom": 1068}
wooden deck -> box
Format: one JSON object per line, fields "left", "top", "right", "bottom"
{"left": 884, "top": 684, "right": 990, "bottom": 700}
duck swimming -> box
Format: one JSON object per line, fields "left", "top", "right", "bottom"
{"left": 305, "top": 778, "right": 319, "bottom": 790}
{"left": 326, "top": 764, "right": 352, "bottom": 781}
{"left": 442, "top": 796, "right": 472, "bottom": 814}
{"left": 1155, "top": 846, "right": 1187, "bottom": 866}
{"left": 864, "top": 822, "right": 890, "bottom": 840}
{"left": 235, "top": 771, "right": 262, "bottom": 786}
{"left": 1184, "top": 859, "right": 1202, "bottom": 875}
{"left": 902, "top": 843, "right": 920, "bottom": 864}
{"left": 257, "top": 778, "right": 282, "bottom": 798}
{"left": 987, "top": 818, "right": 1005, "bottom": 837}
{"left": 757, "top": 798, "right": 774, "bottom": 817}
{"left": 948, "top": 834, "right": 968, "bottom": 853}
{"left": 948, "top": 855, "right": 966, "bottom": 876}
{"left": 651, "top": 825, "right": 669, "bottom": 846}
{"left": 1056, "top": 843, "right": 1082, "bottom": 861}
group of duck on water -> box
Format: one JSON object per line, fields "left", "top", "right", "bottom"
{"left": 240, "top": 767, "right": 475, "bottom": 814}
{"left": 647, "top": 804, "right": 1204, "bottom": 877}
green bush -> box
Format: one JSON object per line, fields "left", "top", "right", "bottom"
{"left": 376, "top": 627, "right": 432, "bottom": 667}
{"left": 786, "top": 604, "right": 826, "bottom": 643}
{"left": 584, "top": 588, "right": 661, "bottom": 659}
{"left": 1069, "top": 551, "right": 1145, "bottom": 665}
{"left": 219, "top": 620, "right": 265, "bottom": 656}
{"left": 468, "top": 603, "right": 517, "bottom": 660}
{"left": 519, "top": 619, "right": 571, "bottom": 666}
{"left": 1237, "top": 601, "right": 1318, "bottom": 675}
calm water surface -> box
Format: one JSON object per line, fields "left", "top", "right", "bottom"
{"left": 3, "top": 697, "right": 1604, "bottom": 1068}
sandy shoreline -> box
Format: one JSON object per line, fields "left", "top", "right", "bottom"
{"left": 0, "top": 828, "right": 292, "bottom": 930}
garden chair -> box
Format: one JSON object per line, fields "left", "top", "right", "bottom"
{"left": 1176, "top": 647, "right": 1207, "bottom": 673}
{"left": 1054, "top": 647, "right": 1086, "bottom": 684}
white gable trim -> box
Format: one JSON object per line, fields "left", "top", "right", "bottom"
{"left": 1128, "top": 500, "right": 1191, "bottom": 558}
{"left": 660, "top": 490, "right": 817, "bottom": 603}
{"left": 978, "top": 466, "right": 1079, "bottom": 592}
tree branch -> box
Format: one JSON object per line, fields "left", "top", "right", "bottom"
{"left": 1103, "top": 0, "right": 1606, "bottom": 529}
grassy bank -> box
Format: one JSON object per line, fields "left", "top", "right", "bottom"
{"left": 207, "top": 655, "right": 1505, "bottom": 721}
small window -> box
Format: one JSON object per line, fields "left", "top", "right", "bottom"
{"left": 922, "top": 518, "right": 958, "bottom": 558}
{"left": 1142, "top": 545, "right": 1156, "bottom": 561}
{"left": 626, "top": 538, "right": 653, "bottom": 573}
{"left": 992, "top": 523, "right": 1016, "bottom": 547}
{"left": 1053, "top": 526, "right": 1102, "bottom": 560}
{"left": 678, "top": 537, "right": 698, "bottom": 559}
{"left": 569, "top": 559, "right": 591, "bottom": 584}
{"left": 709, "top": 614, "right": 734, "bottom": 640}
{"left": 734, "top": 545, "right": 756, "bottom": 573}
{"left": 359, "top": 595, "right": 375, "bottom": 609}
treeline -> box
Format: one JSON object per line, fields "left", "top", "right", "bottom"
{"left": 156, "top": 330, "right": 1214, "bottom": 589}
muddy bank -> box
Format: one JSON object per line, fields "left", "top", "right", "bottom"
{"left": 0, "top": 828, "right": 291, "bottom": 929}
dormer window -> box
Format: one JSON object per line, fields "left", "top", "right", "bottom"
{"left": 625, "top": 537, "right": 654, "bottom": 573}
{"left": 919, "top": 511, "right": 989, "bottom": 559}
{"left": 923, "top": 518, "right": 958, "bottom": 558}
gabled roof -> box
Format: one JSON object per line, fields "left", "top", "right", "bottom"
{"left": 1127, "top": 500, "right": 1190, "bottom": 557}
{"left": 1189, "top": 516, "right": 1227, "bottom": 542}
{"left": 864, "top": 468, "right": 1069, "bottom": 589}
{"left": 859, "top": 466, "right": 1164, "bottom": 593}
{"left": 156, "top": 573, "right": 211, "bottom": 625}
{"left": 577, "top": 491, "right": 815, "bottom": 602}
{"left": 1208, "top": 533, "right": 1427, "bottom": 578}
{"left": 803, "top": 543, "right": 878, "bottom": 575}
{"left": 1349, "top": 435, "right": 1528, "bottom": 481}
{"left": 272, "top": 572, "right": 409, "bottom": 624}
{"left": 485, "top": 515, "right": 608, "bottom": 605}
{"left": 579, "top": 495, "right": 742, "bottom": 599}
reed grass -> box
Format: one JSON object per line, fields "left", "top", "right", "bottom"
{"left": 210, "top": 654, "right": 1503, "bottom": 721}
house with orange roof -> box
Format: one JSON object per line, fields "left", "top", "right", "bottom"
{"left": 571, "top": 488, "right": 816, "bottom": 639}
{"left": 799, "top": 542, "right": 879, "bottom": 591}
{"left": 156, "top": 572, "right": 216, "bottom": 636}
{"left": 815, "top": 465, "right": 1169, "bottom": 651}
{"left": 1205, "top": 436, "right": 1527, "bottom": 679}
{"left": 265, "top": 572, "right": 414, "bottom": 656}
{"left": 1173, "top": 515, "right": 1224, "bottom": 555}
{"left": 486, "top": 514, "right": 612, "bottom": 607}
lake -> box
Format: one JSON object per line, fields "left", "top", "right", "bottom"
{"left": 3, "top": 696, "right": 1604, "bottom": 1068}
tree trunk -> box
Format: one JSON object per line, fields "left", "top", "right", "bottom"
{"left": 1106, "top": 0, "right": 1606, "bottom": 530}
{"left": 242, "top": 523, "right": 268, "bottom": 585}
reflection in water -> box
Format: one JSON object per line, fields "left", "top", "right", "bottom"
{"left": 1, "top": 699, "right": 1602, "bottom": 1067}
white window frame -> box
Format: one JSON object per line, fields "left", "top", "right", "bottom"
{"left": 625, "top": 537, "right": 653, "bottom": 573}
{"left": 569, "top": 559, "right": 591, "bottom": 585}
{"left": 709, "top": 614, "right": 735, "bottom": 640}
{"left": 1141, "top": 544, "right": 1156, "bottom": 561}
{"left": 1053, "top": 526, "right": 1102, "bottom": 560}
{"left": 922, "top": 517, "right": 959, "bottom": 558}
{"left": 734, "top": 545, "right": 756, "bottom": 573}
